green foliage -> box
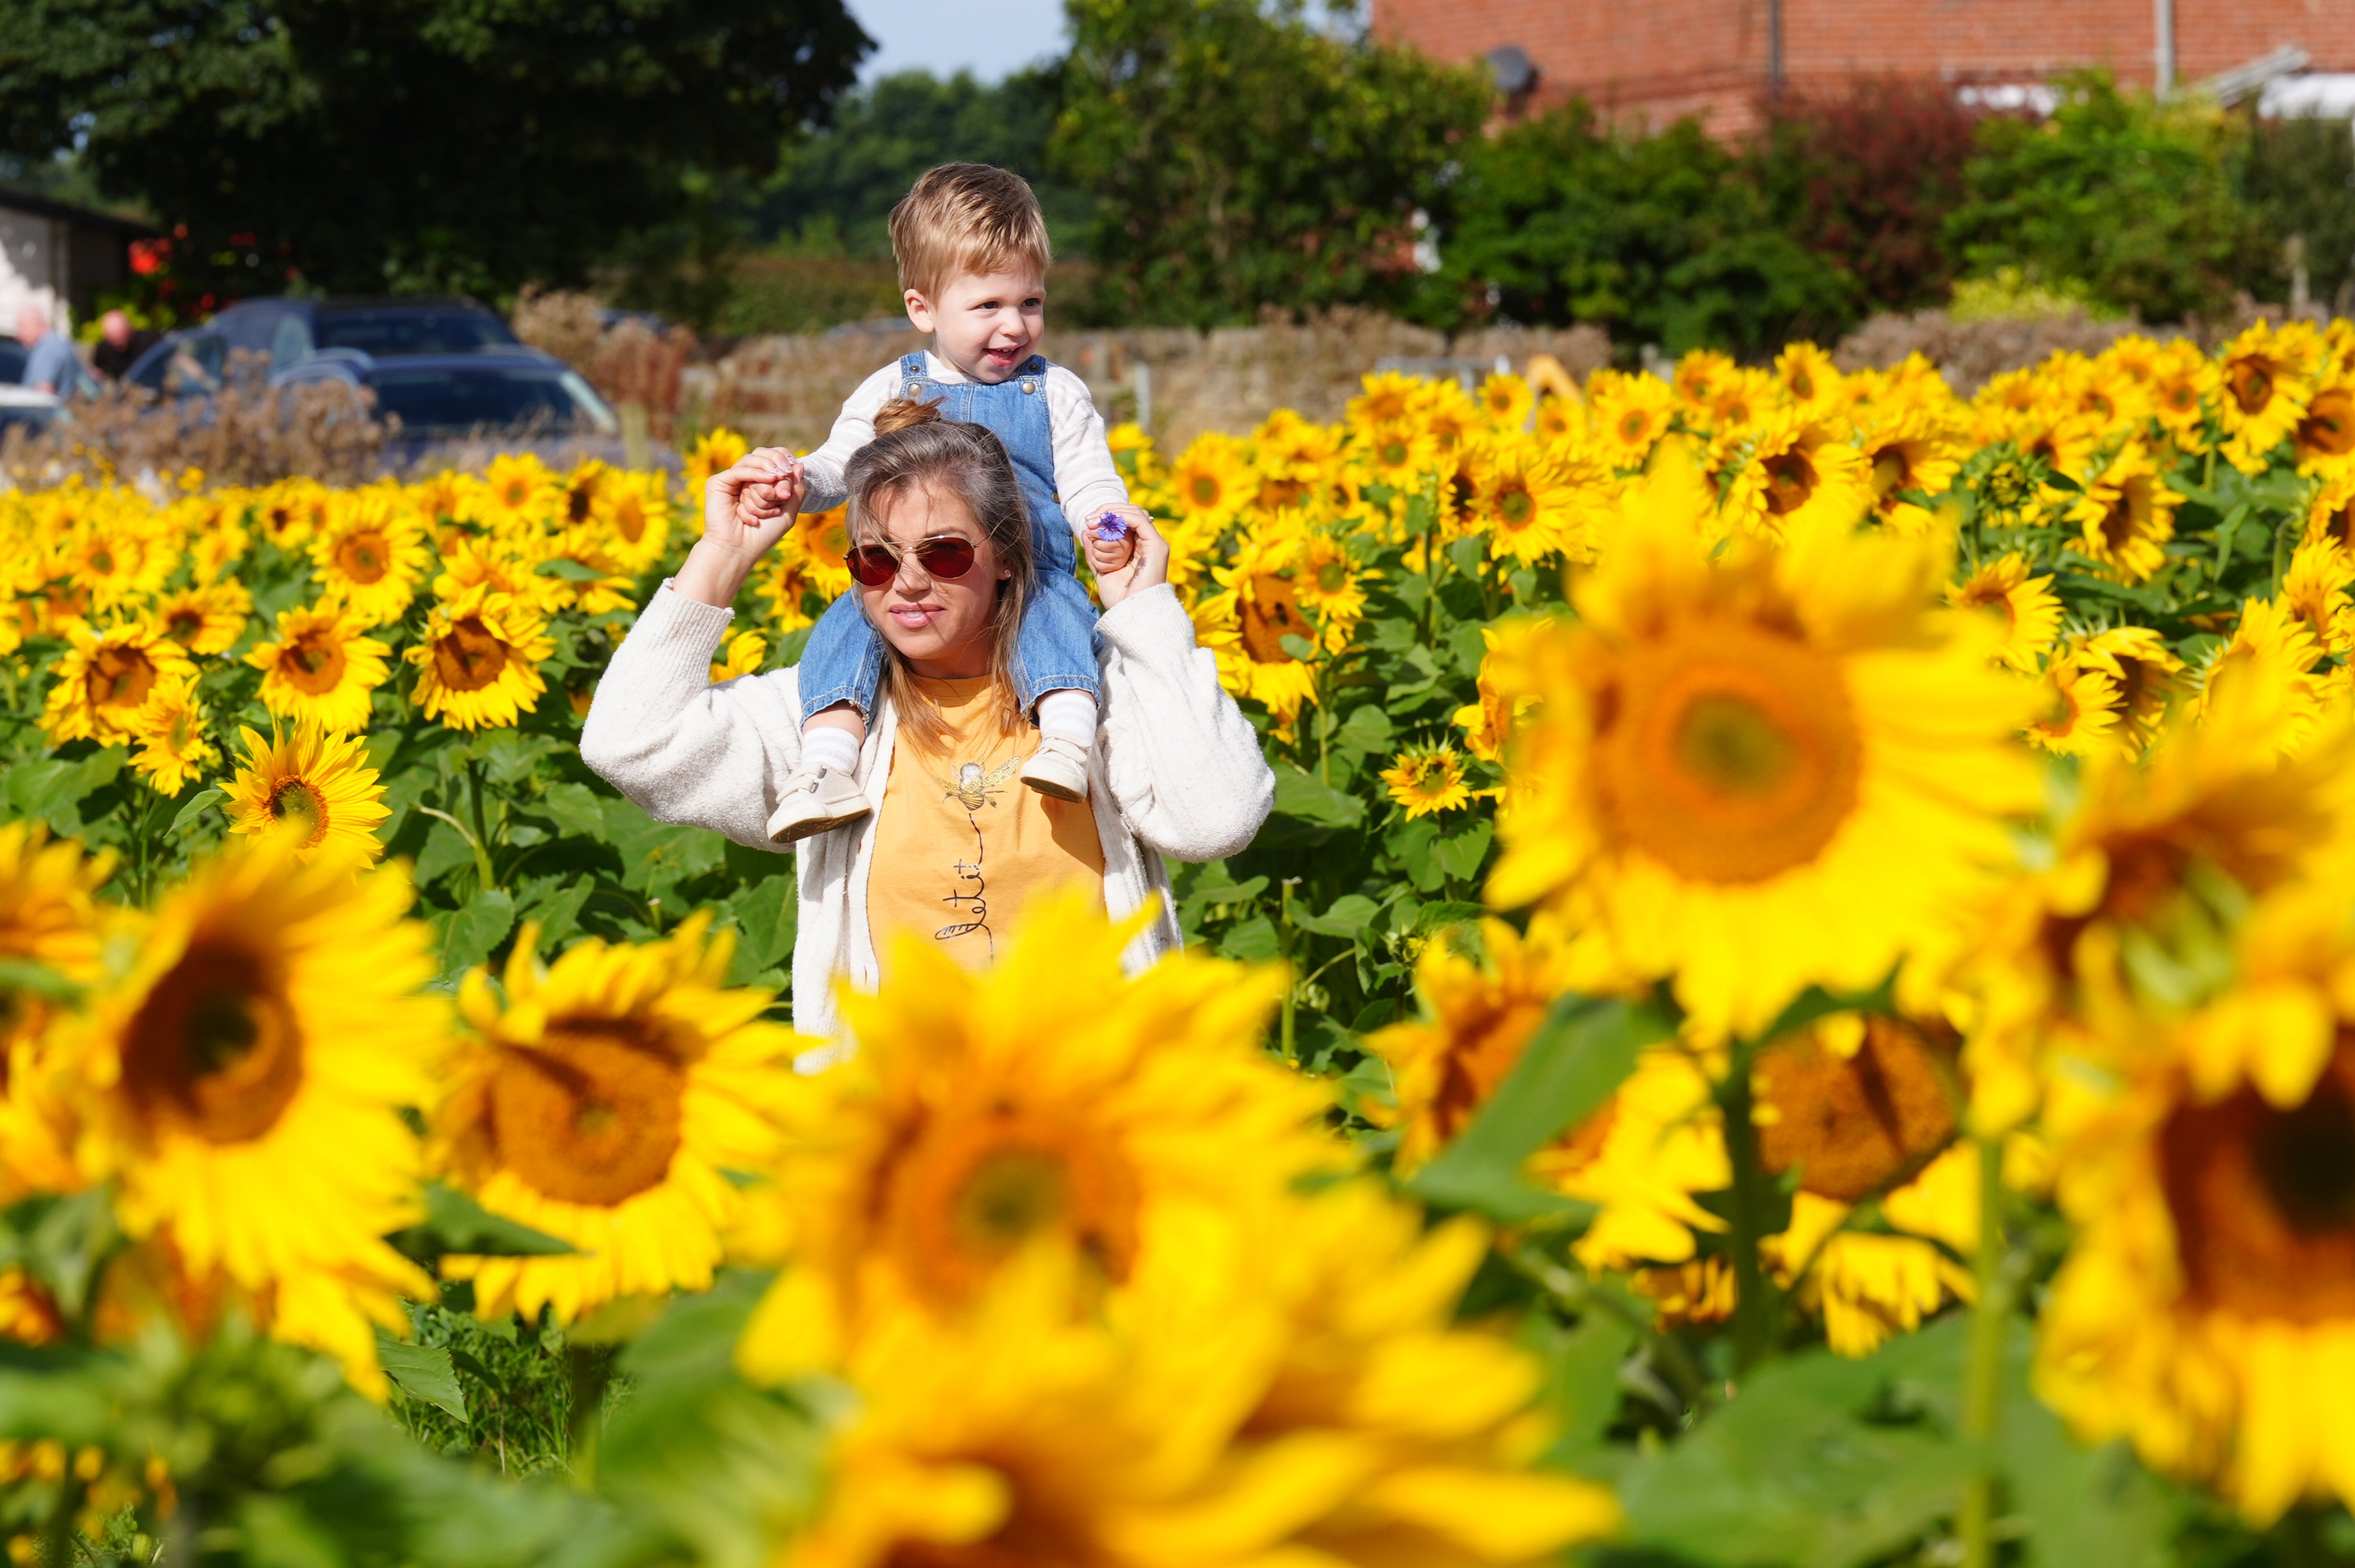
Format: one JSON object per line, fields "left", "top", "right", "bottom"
{"left": 1946, "top": 75, "right": 2268, "bottom": 323}
{"left": 1426, "top": 102, "right": 1859, "bottom": 356}
{"left": 0, "top": 0, "right": 872, "bottom": 297}
{"left": 756, "top": 68, "right": 1093, "bottom": 259}
{"left": 2237, "top": 112, "right": 2355, "bottom": 311}
{"left": 1051, "top": 0, "right": 1490, "bottom": 327}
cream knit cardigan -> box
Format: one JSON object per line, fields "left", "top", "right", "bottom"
{"left": 580, "top": 581, "right": 1276, "bottom": 1039}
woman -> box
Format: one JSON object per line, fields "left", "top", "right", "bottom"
{"left": 581, "top": 402, "right": 1274, "bottom": 1039}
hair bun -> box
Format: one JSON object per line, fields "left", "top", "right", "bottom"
{"left": 872, "top": 396, "right": 944, "bottom": 436}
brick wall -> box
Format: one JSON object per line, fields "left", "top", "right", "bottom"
{"left": 1371, "top": 0, "right": 2355, "bottom": 132}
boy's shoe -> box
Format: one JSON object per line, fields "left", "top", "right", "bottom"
{"left": 1020, "top": 734, "right": 1091, "bottom": 803}
{"left": 767, "top": 762, "right": 873, "bottom": 843}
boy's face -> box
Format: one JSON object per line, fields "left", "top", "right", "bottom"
{"left": 904, "top": 265, "right": 1045, "bottom": 385}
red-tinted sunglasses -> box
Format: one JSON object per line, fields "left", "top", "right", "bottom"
{"left": 846, "top": 534, "right": 979, "bottom": 588}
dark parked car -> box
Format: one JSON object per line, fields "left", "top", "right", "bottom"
{"left": 123, "top": 295, "right": 521, "bottom": 391}
{"left": 270, "top": 346, "right": 667, "bottom": 470}
{"left": 0, "top": 336, "right": 27, "bottom": 384}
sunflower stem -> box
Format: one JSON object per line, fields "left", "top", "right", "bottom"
{"left": 466, "top": 759, "right": 500, "bottom": 891}
{"left": 1717, "top": 1044, "right": 1778, "bottom": 1375}
{"left": 1957, "top": 1133, "right": 2010, "bottom": 1568}
{"left": 1278, "top": 878, "right": 1299, "bottom": 1061}
{"left": 564, "top": 1340, "right": 616, "bottom": 1489}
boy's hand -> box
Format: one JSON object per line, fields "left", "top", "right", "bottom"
{"left": 676, "top": 449, "right": 804, "bottom": 608}
{"left": 1084, "top": 504, "right": 1146, "bottom": 577}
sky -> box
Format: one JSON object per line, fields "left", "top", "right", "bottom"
{"left": 847, "top": 0, "right": 1071, "bottom": 83}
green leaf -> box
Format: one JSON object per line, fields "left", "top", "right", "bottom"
{"left": 1411, "top": 899, "right": 1487, "bottom": 935}
{"left": 1291, "top": 893, "right": 1379, "bottom": 939}
{"left": 1334, "top": 704, "right": 1395, "bottom": 753}
{"left": 515, "top": 877, "right": 592, "bottom": 951}
{"left": 6, "top": 748, "right": 124, "bottom": 833}
{"left": 604, "top": 797, "right": 724, "bottom": 898}
{"left": 536, "top": 781, "right": 609, "bottom": 841}
{"left": 1179, "top": 874, "right": 1268, "bottom": 925}
{"left": 377, "top": 1333, "right": 469, "bottom": 1423}
{"left": 1431, "top": 821, "right": 1494, "bottom": 882}
{"left": 1270, "top": 769, "right": 1367, "bottom": 829}
{"left": 170, "top": 786, "right": 225, "bottom": 834}
{"left": 727, "top": 874, "right": 797, "bottom": 983}
{"left": 535, "top": 557, "right": 609, "bottom": 581}
{"left": 1409, "top": 995, "right": 1671, "bottom": 1222}
{"left": 0, "top": 957, "right": 80, "bottom": 1005}
{"left": 434, "top": 890, "right": 515, "bottom": 982}
{"left": 1218, "top": 915, "right": 1283, "bottom": 963}
{"left": 398, "top": 1181, "right": 576, "bottom": 1258}
{"left": 1529, "top": 1304, "right": 1637, "bottom": 1459}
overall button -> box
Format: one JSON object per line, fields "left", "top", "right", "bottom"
{"left": 903, "top": 381, "right": 920, "bottom": 397}
{"left": 1020, "top": 379, "right": 1036, "bottom": 394}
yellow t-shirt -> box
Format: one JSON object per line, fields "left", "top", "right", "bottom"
{"left": 868, "top": 675, "right": 1106, "bottom": 971}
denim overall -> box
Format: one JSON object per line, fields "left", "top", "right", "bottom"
{"left": 795, "top": 351, "right": 1103, "bottom": 725}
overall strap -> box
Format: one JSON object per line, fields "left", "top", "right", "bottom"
{"left": 896, "top": 351, "right": 929, "bottom": 396}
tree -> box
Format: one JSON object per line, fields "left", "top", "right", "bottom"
{"left": 1052, "top": 0, "right": 1489, "bottom": 328}
{"left": 757, "top": 67, "right": 1094, "bottom": 259}
{"left": 0, "top": 0, "right": 871, "bottom": 298}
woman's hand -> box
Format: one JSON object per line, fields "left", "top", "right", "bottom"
{"left": 1093, "top": 511, "right": 1171, "bottom": 610}
{"left": 674, "top": 448, "right": 804, "bottom": 608}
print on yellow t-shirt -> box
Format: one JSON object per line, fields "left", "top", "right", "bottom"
{"left": 869, "top": 675, "right": 1105, "bottom": 970}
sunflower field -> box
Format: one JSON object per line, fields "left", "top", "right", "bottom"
{"left": 4, "top": 318, "right": 2355, "bottom": 1567}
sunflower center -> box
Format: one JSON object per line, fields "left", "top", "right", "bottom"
{"left": 1870, "top": 448, "right": 1912, "bottom": 501}
{"left": 2100, "top": 483, "right": 2149, "bottom": 552}
{"left": 2161, "top": 1052, "right": 2355, "bottom": 1321}
{"left": 1431, "top": 997, "right": 1552, "bottom": 1145}
{"left": 1761, "top": 449, "right": 1819, "bottom": 516}
{"left": 1618, "top": 410, "right": 1650, "bottom": 443}
{"left": 434, "top": 617, "right": 511, "bottom": 692}
{"left": 85, "top": 645, "right": 158, "bottom": 710}
{"left": 1497, "top": 484, "right": 1536, "bottom": 528}
{"left": 122, "top": 941, "right": 305, "bottom": 1145}
{"left": 1755, "top": 1017, "right": 1958, "bottom": 1201}
{"left": 336, "top": 533, "right": 390, "bottom": 584}
{"left": 490, "top": 1023, "right": 685, "bottom": 1206}
{"left": 281, "top": 631, "right": 349, "bottom": 695}
{"left": 165, "top": 609, "right": 204, "bottom": 645}
{"left": 568, "top": 486, "right": 595, "bottom": 524}
{"left": 1190, "top": 474, "right": 1222, "bottom": 508}
{"left": 1315, "top": 559, "right": 1348, "bottom": 593}
{"left": 89, "top": 548, "right": 116, "bottom": 576}
{"left": 2230, "top": 360, "right": 2275, "bottom": 415}
{"left": 2299, "top": 390, "right": 2355, "bottom": 457}
{"left": 886, "top": 1106, "right": 1141, "bottom": 1305}
{"left": 1594, "top": 624, "right": 1863, "bottom": 884}
{"left": 270, "top": 779, "right": 327, "bottom": 846}
{"left": 613, "top": 500, "right": 647, "bottom": 543}
{"left": 1260, "top": 477, "right": 1309, "bottom": 510}
{"left": 1238, "top": 578, "right": 1310, "bottom": 664}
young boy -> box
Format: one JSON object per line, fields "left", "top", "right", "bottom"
{"left": 746, "top": 162, "right": 1144, "bottom": 843}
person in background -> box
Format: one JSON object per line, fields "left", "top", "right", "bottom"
{"left": 15, "top": 305, "right": 89, "bottom": 396}
{"left": 90, "top": 309, "right": 156, "bottom": 382}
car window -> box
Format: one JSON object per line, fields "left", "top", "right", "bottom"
{"left": 365, "top": 366, "right": 613, "bottom": 432}
{"left": 317, "top": 311, "right": 519, "bottom": 356}
{"left": 269, "top": 314, "right": 314, "bottom": 367}
{"left": 218, "top": 308, "right": 279, "bottom": 353}
{"left": 141, "top": 335, "right": 225, "bottom": 396}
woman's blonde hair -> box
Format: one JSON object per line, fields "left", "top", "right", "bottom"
{"left": 845, "top": 397, "right": 1034, "bottom": 755}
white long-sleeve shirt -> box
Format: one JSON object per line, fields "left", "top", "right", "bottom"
{"left": 797, "top": 353, "right": 1130, "bottom": 537}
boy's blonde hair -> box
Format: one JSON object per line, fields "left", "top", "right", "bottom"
{"left": 888, "top": 163, "right": 1052, "bottom": 303}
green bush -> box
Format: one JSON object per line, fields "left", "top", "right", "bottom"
{"left": 2237, "top": 111, "right": 2355, "bottom": 311}
{"left": 1426, "top": 102, "right": 1857, "bottom": 357}
{"left": 1945, "top": 74, "right": 2266, "bottom": 322}
{"left": 1051, "top": 0, "right": 1489, "bottom": 328}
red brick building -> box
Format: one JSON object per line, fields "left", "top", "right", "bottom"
{"left": 1368, "top": 0, "right": 2355, "bottom": 133}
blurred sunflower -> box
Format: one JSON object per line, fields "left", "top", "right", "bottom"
{"left": 41, "top": 618, "right": 195, "bottom": 746}
{"left": 253, "top": 478, "right": 331, "bottom": 552}
{"left": 2195, "top": 598, "right": 2329, "bottom": 745}
{"left": 223, "top": 721, "right": 389, "bottom": 867}
{"left": 475, "top": 452, "right": 560, "bottom": 535}
{"left": 124, "top": 677, "right": 216, "bottom": 797}
{"left": 2292, "top": 381, "right": 2355, "bottom": 476}
{"left": 436, "top": 916, "right": 800, "bottom": 1325}
{"left": 2070, "top": 626, "right": 2187, "bottom": 754}
{"left": 683, "top": 428, "right": 750, "bottom": 495}
{"left": 1775, "top": 341, "right": 1843, "bottom": 412}
{"left": 309, "top": 491, "right": 429, "bottom": 627}
{"left": 2064, "top": 441, "right": 2179, "bottom": 582}
{"left": 67, "top": 839, "right": 443, "bottom": 1394}
{"left": 63, "top": 524, "right": 174, "bottom": 612}
{"left": 0, "top": 823, "right": 112, "bottom": 1196}
{"left": 2149, "top": 339, "right": 2219, "bottom": 447}
{"left": 154, "top": 581, "right": 250, "bottom": 656}
{"left": 2026, "top": 655, "right": 2126, "bottom": 758}
{"left": 590, "top": 468, "right": 674, "bottom": 577}
{"left": 711, "top": 629, "right": 768, "bottom": 684}
{"left": 1477, "top": 370, "right": 1533, "bottom": 430}
{"left": 1857, "top": 408, "right": 1965, "bottom": 531}
{"left": 1486, "top": 449, "right": 2040, "bottom": 1038}
{"left": 1382, "top": 743, "right": 1472, "bottom": 818}
{"left": 1587, "top": 371, "right": 1677, "bottom": 468}
{"left": 1358, "top": 418, "right": 1442, "bottom": 490}
{"left": 1950, "top": 554, "right": 2064, "bottom": 673}
{"left": 1347, "top": 369, "right": 1432, "bottom": 428}
{"left": 783, "top": 505, "right": 854, "bottom": 598}
{"left": 1724, "top": 413, "right": 1873, "bottom": 540}
{"left": 1196, "top": 532, "right": 1321, "bottom": 729}
{"left": 244, "top": 602, "right": 392, "bottom": 734}
{"left": 2280, "top": 538, "right": 2355, "bottom": 657}
{"left": 405, "top": 586, "right": 555, "bottom": 732}
{"left": 2307, "top": 469, "right": 2355, "bottom": 551}
{"left": 1165, "top": 433, "right": 1253, "bottom": 531}
{"left": 733, "top": 893, "right": 1324, "bottom": 1381}
{"left": 2216, "top": 320, "right": 2319, "bottom": 473}
{"left": 1471, "top": 439, "right": 1594, "bottom": 564}
{"left": 1291, "top": 529, "right": 1368, "bottom": 641}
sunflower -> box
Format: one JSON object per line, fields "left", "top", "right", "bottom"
{"left": 2064, "top": 441, "right": 2179, "bottom": 582}
{"left": 2195, "top": 598, "right": 2330, "bottom": 746}
{"left": 1291, "top": 529, "right": 1368, "bottom": 640}
{"left": 1163, "top": 432, "right": 1254, "bottom": 531}
{"left": 309, "top": 490, "right": 429, "bottom": 627}
{"left": 63, "top": 522, "right": 174, "bottom": 612}
{"left": 475, "top": 452, "right": 561, "bottom": 535}
{"left": 2034, "top": 885, "right": 2355, "bottom": 1521}
{"left": 1196, "top": 530, "right": 1322, "bottom": 729}
{"left": 183, "top": 498, "right": 253, "bottom": 584}
{"left": 590, "top": 467, "right": 673, "bottom": 577}
{"left": 732, "top": 892, "right": 1327, "bottom": 1381}
{"left": 404, "top": 587, "right": 555, "bottom": 732}
{"left": 711, "top": 629, "right": 768, "bottom": 684}
{"left": 1857, "top": 408, "right": 1965, "bottom": 532}
{"left": 1470, "top": 437, "right": 1598, "bottom": 564}
{"left": 1357, "top": 418, "right": 1442, "bottom": 491}
{"left": 2149, "top": 339, "right": 2219, "bottom": 447}
{"left": 244, "top": 602, "right": 393, "bottom": 734}
{"left": 252, "top": 478, "right": 333, "bottom": 554}
{"left": 1477, "top": 370, "right": 1533, "bottom": 431}
{"left": 40, "top": 619, "right": 195, "bottom": 747}
{"left": 755, "top": 552, "right": 818, "bottom": 633}
{"left": 1587, "top": 370, "right": 1677, "bottom": 468}
{"left": 0, "top": 821, "right": 113, "bottom": 1179}
{"left": 2292, "top": 381, "right": 2355, "bottom": 476}
{"left": 2307, "top": 470, "right": 2355, "bottom": 552}
{"left": 66, "top": 839, "right": 443, "bottom": 1394}
{"left": 2281, "top": 538, "right": 2355, "bottom": 658}
{"left": 435, "top": 916, "right": 800, "bottom": 1325}
{"left": 781, "top": 505, "right": 854, "bottom": 598}
{"left": 1485, "top": 449, "right": 2041, "bottom": 1039}
{"left": 2026, "top": 655, "right": 2126, "bottom": 758}
{"left": 1724, "top": 413, "right": 1873, "bottom": 540}
{"left": 124, "top": 677, "right": 216, "bottom": 797}
{"left": 2216, "top": 320, "right": 2320, "bottom": 473}
{"left": 1775, "top": 341, "right": 1843, "bottom": 411}
{"left": 1382, "top": 743, "right": 1472, "bottom": 818}
{"left": 1346, "top": 369, "right": 1433, "bottom": 429}
{"left": 153, "top": 580, "right": 250, "bottom": 656}
{"left": 683, "top": 428, "right": 750, "bottom": 496}
{"left": 1455, "top": 619, "right": 1550, "bottom": 763}
{"left": 1702, "top": 367, "right": 1777, "bottom": 458}
{"left": 223, "top": 721, "right": 390, "bottom": 867}
{"left": 1673, "top": 348, "right": 1740, "bottom": 410}
{"left": 1950, "top": 553, "right": 2064, "bottom": 673}
{"left": 2070, "top": 627, "right": 2187, "bottom": 754}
